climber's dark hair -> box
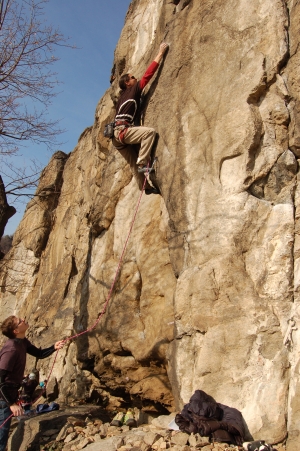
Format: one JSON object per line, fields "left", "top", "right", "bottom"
{"left": 119, "top": 73, "right": 130, "bottom": 91}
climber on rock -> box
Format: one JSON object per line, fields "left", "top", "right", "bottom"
{"left": 112, "top": 42, "right": 169, "bottom": 195}
{"left": 0, "top": 316, "right": 65, "bottom": 451}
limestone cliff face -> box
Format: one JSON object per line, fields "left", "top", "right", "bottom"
{"left": 1, "top": 0, "right": 300, "bottom": 448}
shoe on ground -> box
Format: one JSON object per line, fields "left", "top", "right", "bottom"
{"left": 137, "top": 165, "right": 154, "bottom": 173}
{"left": 124, "top": 409, "right": 137, "bottom": 428}
{"left": 110, "top": 411, "right": 125, "bottom": 427}
{"left": 145, "top": 187, "right": 160, "bottom": 195}
{"left": 126, "top": 418, "right": 137, "bottom": 427}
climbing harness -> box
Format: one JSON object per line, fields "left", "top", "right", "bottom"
{"left": 113, "top": 120, "right": 132, "bottom": 144}
{"left": 103, "top": 120, "right": 131, "bottom": 142}
{"left": 117, "top": 126, "right": 129, "bottom": 144}
{"left": 0, "top": 165, "right": 154, "bottom": 430}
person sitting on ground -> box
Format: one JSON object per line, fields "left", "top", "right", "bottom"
{"left": 112, "top": 42, "right": 169, "bottom": 195}
{"left": 0, "top": 316, "right": 65, "bottom": 451}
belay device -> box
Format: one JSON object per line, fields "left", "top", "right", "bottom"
{"left": 103, "top": 122, "right": 115, "bottom": 139}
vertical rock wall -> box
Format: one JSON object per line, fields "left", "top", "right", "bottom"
{"left": 1, "top": 0, "right": 300, "bottom": 448}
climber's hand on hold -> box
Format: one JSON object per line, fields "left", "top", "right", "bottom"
{"left": 154, "top": 42, "right": 169, "bottom": 63}
{"left": 159, "top": 42, "right": 169, "bottom": 54}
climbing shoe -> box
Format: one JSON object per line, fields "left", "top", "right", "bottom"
{"left": 110, "top": 411, "right": 125, "bottom": 427}
{"left": 145, "top": 187, "right": 160, "bottom": 195}
{"left": 124, "top": 409, "right": 137, "bottom": 428}
{"left": 137, "top": 165, "right": 154, "bottom": 173}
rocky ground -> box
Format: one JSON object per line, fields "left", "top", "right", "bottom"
{"left": 8, "top": 406, "right": 287, "bottom": 451}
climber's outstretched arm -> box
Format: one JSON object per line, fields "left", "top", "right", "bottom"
{"left": 139, "top": 43, "right": 169, "bottom": 90}
{"left": 154, "top": 42, "right": 169, "bottom": 64}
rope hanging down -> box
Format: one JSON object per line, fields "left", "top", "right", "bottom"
{"left": 0, "top": 169, "right": 151, "bottom": 429}
{"left": 62, "top": 169, "right": 150, "bottom": 344}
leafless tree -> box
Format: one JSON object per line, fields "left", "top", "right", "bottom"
{"left": 0, "top": 233, "right": 13, "bottom": 256}
{"left": 0, "top": 0, "right": 72, "bottom": 240}
{"left": 0, "top": 175, "right": 16, "bottom": 242}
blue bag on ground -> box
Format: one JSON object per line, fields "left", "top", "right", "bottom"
{"left": 36, "top": 402, "right": 59, "bottom": 414}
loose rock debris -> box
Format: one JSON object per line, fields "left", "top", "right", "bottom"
{"left": 17, "top": 412, "right": 286, "bottom": 451}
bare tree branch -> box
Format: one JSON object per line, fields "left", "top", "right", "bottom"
{"left": 0, "top": 0, "right": 74, "bottom": 238}
{"left": 0, "top": 174, "right": 16, "bottom": 241}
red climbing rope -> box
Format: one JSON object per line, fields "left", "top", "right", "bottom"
{"left": 63, "top": 171, "right": 149, "bottom": 343}
{"left": 1, "top": 169, "right": 151, "bottom": 429}
{"left": 0, "top": 412, "right": 12, "bottom": 429}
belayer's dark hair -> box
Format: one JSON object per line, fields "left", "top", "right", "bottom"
{"left": 1, "top": 316, "right": 17, "bottom": 339}
{"left": 119, "top": 73, "right": 130, "bottom": 91}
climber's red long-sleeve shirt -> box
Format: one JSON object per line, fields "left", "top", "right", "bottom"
{"left": 115, "top": 61, "right": 159, "bottom": 125}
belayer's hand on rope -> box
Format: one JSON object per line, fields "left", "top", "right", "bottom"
{"left": 54, "top": 340, "right": 65, "bottom": 350}
{"left": 9, "top": 403, "right": 23, "bottom": 417}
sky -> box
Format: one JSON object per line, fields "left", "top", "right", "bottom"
{"left": 4, "top": 0, "right": 131, "bottom": 235}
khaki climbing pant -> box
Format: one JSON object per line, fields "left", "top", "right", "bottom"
{"left": 113, "top": 125, "right": 156, "bottom": 191}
